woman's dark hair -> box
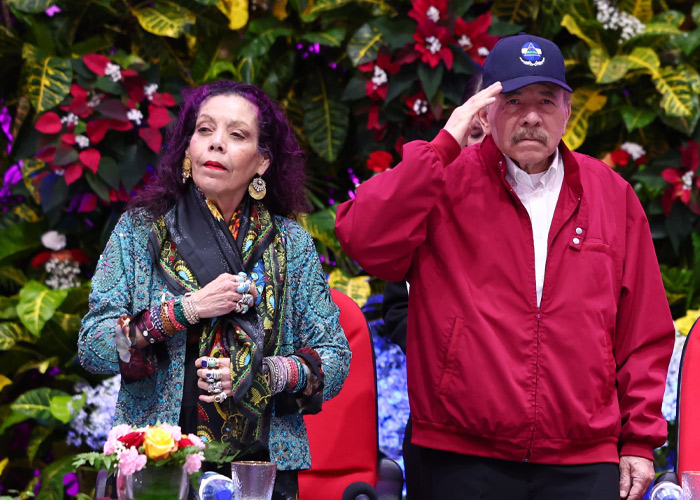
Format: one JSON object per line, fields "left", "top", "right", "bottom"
{"left": 129, "top": 80, "right": 308, "bottom": 219}
{"left": 461, "top": 72, "right": 484, "bottom": 103}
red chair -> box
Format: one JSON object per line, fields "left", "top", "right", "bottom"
{"left": 654, "top": 314, "right": 700, "bottom": 491}
{"left": 298, "top": 289, "right": 403, "bottom": 500}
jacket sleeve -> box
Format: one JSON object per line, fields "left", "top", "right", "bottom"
{"left": 287, "top": 224, "right": 351, "bottom": 401}
{"left": 381, "top": 280, "right": 409, "bottom": 355}
{"left": 78, "top": 214, "right": 141, "bottom": 375}
{"left": 335, "top": 129, "right": 462, "bottom": 281}
{"left": 614, "top": 185, "right": 675, "bottom": 460}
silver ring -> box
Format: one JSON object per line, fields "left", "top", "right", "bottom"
{"left": 207, "top": 381, "right": 222, "bottom": 394}
{"left": 214, "top": 392, "right": 227, "bottom": 403}
{"left": 205, "top": 357, "right": 217, "bottom": 368}
{"left": 205, "top": 369, "right": 221, "bottom": 382}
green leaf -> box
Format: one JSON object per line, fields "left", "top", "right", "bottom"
{"left": 84, "top": 171, "right": 111, "bottom": 202}
{"left": 302, "top": 71, "right": 349, "bottom": 163}
{"left": 384, "top": 71, "right": 417, "bottom": 104}
{"left": 588, "top": 48, "right": 629, "bottom": 83}
{"left": 51, "top": 311, "right": 82, "bottom": 334}
{"left": 652, "top": 10, "right": 685, "bottom": 27}
{"left": 0, "top": 322, "right": 35, "bottom": 350}
{"left": 618, "top": 0, "right": 653, "bottom": 23}
{"left": 298, "top": 206, "right": 341, "bottom": 252}
{"left": 0, "top": 221, "right": 43, "bottom": 263}
{"left": 50, "top": 393, "right": 84, "bottom": 424}
{"left": 37, "top": 455, "right": 78, "bottom": 500}
{"left": 328, "top": 269, "right": 371, "bottom": 308}
{"left": 97, "top": 156, "right": 120, "bottom": 190}
{"left": 674, "top": 28, "right": 700, "bottom": 56}
{"left": 561, "top": 14, "right": 601, "bottom": 51}
{"left": 0, "top": 409, "right": 28, "bottom": 434}
{"left": 133, "top": 1, "right": 196, "bottom": 38}
{"left": 300, "top": 0, "right": 394, "bottom": 22}
{"left": 27, "top": 425, "right": 54, "bottom": 462}
{"left": 0, "top": 296, "right": 18, "bottom": 320}
{"left": 563, "top": 87, "right": 607, "bottom": 151}
{"left": 489, "top": 15, "right": 526, "bottom": 36}
{"left": 625, "top": 46, "right": 660, "bottom": 72}
{"left": 370, "top": 18, "right": 414, "bottom": 51}
{"left": 240, "top": 18, "right": 293, "bottom": 58}
{"left": 16, "top": 280, "right": 69, "bottom": 337}
{"left": 418, "top": 63, "right": 443, "bottom": 101}
{"left": 11, "top": 387, "right": 68, "bottom": 423}
{"left": 300, "top": 27, "right": 347, "bottom": 47}
{"left": 7, "top": 0, "right": 54, "bottom": 13}
{"left": 620, "top": 105, "right": 657, "bottom": 131}
{"left": 653, "top": 66, "right": 697, "bottom": 117}
{"left": 492, "top": 0, "right": 539, "bottom": 25}
{"left": 347, "top": 23, "right": 384, "bottom": 67}
{"left": 342, "top": 76, "right": 368, "bottom": 101}
{"left": 0, "top": 375, "right": 10, "bottom": 392}
{"left": 0, "top": 266, "right": 27, "bottom": 290}
{"left": 638, "top": 22, "right": 683, "bottom": 37}
{"left": 21, "top": 48, "right": 72, "bottom": 114}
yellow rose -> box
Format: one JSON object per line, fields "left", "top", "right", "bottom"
{"left": 143, "top": 427, "right": 176, "bottom": 461}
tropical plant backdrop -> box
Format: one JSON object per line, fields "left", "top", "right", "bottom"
{"left": 1, "top": 0, "right": 699, "bottom": 498}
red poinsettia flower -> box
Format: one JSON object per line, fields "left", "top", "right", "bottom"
{"left": 366, "top": 104, "right": 384, "bottom": 132}
{"left": 661, "top": 141, "right": 700, "bottom": 215}
{"left": 408, "top": 0, "right": 449, "bottom": 25}
{"left": 610, "top": 149, "right": 631, "bottom": 167}
{"left": 454, "top": 12, "right": 499, "bottom": 66}
{"left": 405, "top": 91, "right": 435, "bottom": 119}
{"left": 35, "top": 112, "right": 63, "bottom": 135}
{"left": 367, "top": 151, "right": 394, "bottom": 173}
{"left": 413, "top": 22, "right": 454, "bottom": 69}
{"left": 83, "top": 54, "right": 112, "bottom": 76}
{"left": 358, "top": 53, "right": 401, "bottom": 101}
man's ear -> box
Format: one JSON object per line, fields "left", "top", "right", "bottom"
{"left": 478, "top": 107, "right": 491, "bottom": 136}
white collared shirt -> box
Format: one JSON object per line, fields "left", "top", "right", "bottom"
{"left": 504, "top": 149, "right": 564, "bottom": 307}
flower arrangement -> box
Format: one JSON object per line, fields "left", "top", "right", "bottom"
{"left": 73, "top": 423, "right": 206, "bottom": 477}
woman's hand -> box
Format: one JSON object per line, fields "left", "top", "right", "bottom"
{"left": 190, "top": 273, "right": 258, "bottom": 318}
{"left": 444, "top": 81, "right": 502, "bottom": 148}
{"left": 196, "top": 356, "right": 232, "bottom": 403}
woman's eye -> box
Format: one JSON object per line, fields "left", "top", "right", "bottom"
{"left": 197, "top": 126, "right": 210, "bottom": 133}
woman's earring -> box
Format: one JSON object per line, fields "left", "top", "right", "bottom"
{"left": 248, "top": 176, "right": 266, "bottom": 200}
{"left": 182, "top": 156, "right": 192, "bottom": 183}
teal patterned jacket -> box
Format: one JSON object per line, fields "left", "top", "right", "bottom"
{"left": 78, "top": 211, "right": 351, "bottom": 470}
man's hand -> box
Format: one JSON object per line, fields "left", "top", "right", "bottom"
{"left": 443, "top": 81, "right": 502, "bottom": 148}
{"left": 619, "top": 455, "right": 654, "bottom": 500}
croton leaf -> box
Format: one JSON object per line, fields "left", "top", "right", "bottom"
{"left": 617, "top": 0, "right": 654, "bottom": 23}
{"left": 6, "top": 0, "right": 54, "bottom": 13}
{"left": 300, "top": 0, "right": 393, "bottom": 22}
{"left": 50, "top": 393, "right": 85, "bottom": 424}
{"left": 10, "top": 387, "right": 69, "bottom": 423}
{"left": 22, "top": 47, "right": 72, "bottom": 115}
{"left": 298, "top": 206, "right": 342, "bottom": 252}
{"left": 625, "top": 46, "right": 660, "bottom": 72}
{"left": 300, "top": 27, "right": 347, "bottom": 47}
{"left": 563, "top": 87, "right": 607, "bottom": 151}
{"left": 328, "top": 269, "right": 371, "bottom": 308}
{"left": 0, "top": 374, "right": 11, "bottom": 392}
{"left": 133, "top": 1, "right": 196, "bottom": 38}
{"left": 492, "top": 0, "right": 539, "bottom": 25}
{"left": 37, "top": 453, "right": 80, "bottom": 500}
{"left": 620, "top": 105, "right": 657, "bottom": 131}
{"left": 0, "top": 322, "right": 35, "bottom": 350}
{"left": 16, "top": 280, "right": 69, "bottom": 337}
{"left": 27, "top": 425, "right": 54, "bottom": 463}
{"left": 240, "top": 17, "right": 294, "bottom": 58}
{"left": 560, "top": 14, "right": 601, "bottom": 51}
{"left": 588, "top": 48, "right": 629, "bottom": 84}
{"left": 653, "top": 66, "right": 696, "bottom": 117}
{"left": 347, "top": 23, "right": 385, "bottom": 67}
{"left": 302, "top": 71, "right": 349, "bottom": 163}
{"left": 218, "top": 0, "right": 249, "bottom": 30}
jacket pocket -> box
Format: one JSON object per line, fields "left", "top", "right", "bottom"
{"left": 438, "top": 317, "right": 463, "bottom": 397}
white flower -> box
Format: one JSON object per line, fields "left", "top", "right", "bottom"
{"left": 371, "top": 66, "right": 388, "bottom": 87}
{"left": 127, "top": 109, "right": 143, "bottom": 125}
{"left": 620, "top": 142, "right": 646, "bottom": 161}
{"left": 458, "top": 35, "right": 473, "bottom": 50}
{"left": 477, "top": 47, "right": 490, "bottom": 57}
{"left": 425, "top": 36, "right": 442, "bottom": 55}
{"left": 144, "top": 83, "right": 158, "bottom": 100}
{"left": 75, "top": 135, "right": 90, "bottom": 149}
{"left": 104, "top": 63, "right": 122, "bottom": 82}
{"left": 60, "top": 113, "right": 79, "bottom": 127}
{"left": 413, "top": 98, "right": 429, "bottom": 115}
{"left": 426, "top": 5, "right": 440, "bottom": 23}
{"left": 682, "top": 170, "right": 695, "bottom": 190}
{"left": 41, "top": 230, "right": 66, "bottom": 251}
{"left": 87, "top": 93, "right": 102, "bottom": 108}
{"left": 45, "top": 258, "right": 81, "bottom": 289}
{"left": 594, "top": 0, "right": 645, "bottom": 43}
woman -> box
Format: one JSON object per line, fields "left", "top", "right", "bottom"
{"left": 79, "top": 80, "right": 351, "bottom": 499}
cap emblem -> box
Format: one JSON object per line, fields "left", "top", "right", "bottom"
{"left": 520, "top": 42, "right": 545, "bottom": 67}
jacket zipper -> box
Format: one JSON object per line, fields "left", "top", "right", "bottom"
{"left": 523, "top": 308, "right": 541, "bottom": 463}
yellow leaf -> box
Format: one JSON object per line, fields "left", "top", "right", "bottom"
{"left": 218, "top": 0, "right": 249, "bottom": 31}
{"left": 328, "top": 269, "right": 371, "bottom": 308}
{"left": 675, "top": 309, "right": 700, "bottom": 336}
{"left": 0, "top": 374, "right": 11, "bottom": 392}
{"left": 563, "top": 87, "right": 607, "bottom": 151}
{"left": 272, "top": 0, "right": 288, "bottom": 20}
{"left": 0, "top": 457, "right": 7, "bottom": 476}
{"left": 561, "top": 14, "right": 598, "bottom": 50}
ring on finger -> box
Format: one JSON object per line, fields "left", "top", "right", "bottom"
{"left": 214, "top": 392, "right": 228, "bottom": 403}
{"left": 237, "top": 281, "right": 250, "bottom": 293}
{"left": 204, "top": 357, "right": 217, "bottom": 368}
{"left": 207, "top": 381, "right": 222, "bottom": 394}
{"left": 205, "top": 369, "right": 221, "bottom": 382}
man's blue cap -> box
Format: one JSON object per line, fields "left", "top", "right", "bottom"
{"left": 483, "top": 33, "right": 572, "bottom": 93}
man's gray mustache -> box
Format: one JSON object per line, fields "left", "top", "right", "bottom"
{"left": 512, "top": 130, "right": 548, "bottom": 144}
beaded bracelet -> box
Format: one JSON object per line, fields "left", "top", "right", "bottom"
{"left": 182, "top": 293, "right": 200, "bottom": 324}
{"left": 159, "top": 300, "right": 177, "bottom": 336}
{"left": 284, "top": 357, "right": 299, "bottom": 392}
{"left": 167, "top": 300, "right": 187, "bottom": 331}
{"left": 290, "top": 356, "right": 307, "bottom": 393}
{"left": 149, "top": 304, "right": 168, "bottom": 342}
{"left": 173, "top": 298, "right": 189, "bottom": 327}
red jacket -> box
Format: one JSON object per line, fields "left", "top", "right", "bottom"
{"left": 335, "top": 132, "right": 674, "bottom": 464}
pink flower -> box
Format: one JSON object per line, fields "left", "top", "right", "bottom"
{"left": 119, "top": 446, "right": 147, "bottom": 476}
{"left": 160, "top": 423, "right": 182, "bottom": 442}
{"left": 104, "top": 424, "right": 134, "bottom": 455}
{"left": 187, "top": 434, "right": 206, "bottom": 450}
{"left": 183, "top": 452, "right": 204, "bottom": 475}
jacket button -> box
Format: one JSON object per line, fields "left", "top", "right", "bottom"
{"left": 573, "top": 237, "right": 580, "bottom": 245}
{"left": 576, "top": 227, "right": 583, "bottom": 235}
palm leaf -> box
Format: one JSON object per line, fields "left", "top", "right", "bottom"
{"left": 563, "top": 87, "right": 607, "bottom": 151}
{"left": 0, "top": 322, "right": 35, "bottom": 350}
{"left": 302, "top": 70, "right": 349, "bottom": 163}
{"left": 491, "top": 0, "right": 539, "bottom": 25}
{"left": 133, "top": 1, "right": 196, "bottom": 38}
{"left": 328, "top": 269, "right": 371, "bottom": 308}
{"left": 16, "top": 281, "right": 69, "bottom": 337}
{"left": 22, "top": 47, "right": 72, "bottom": 114}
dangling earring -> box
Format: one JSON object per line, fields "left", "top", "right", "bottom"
{"left": 248, "top": 176, "right": 266, "bottom": 200}
{"left": 182, "top": 156, "right": 192, "bottom": 183}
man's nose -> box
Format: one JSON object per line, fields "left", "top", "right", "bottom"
{"left": 520, "top": 107, "right": 542, "bottom": 126}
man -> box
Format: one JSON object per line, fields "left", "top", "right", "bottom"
{"left": 335, "top": 33, "right": 674, "bottom": 500}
